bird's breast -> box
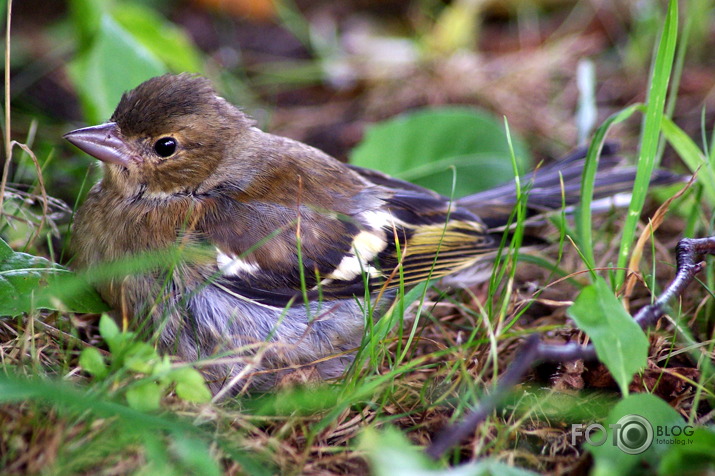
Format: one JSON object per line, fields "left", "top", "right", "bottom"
{"left": 72, "top": 187, "right": 203, "bottom": 267}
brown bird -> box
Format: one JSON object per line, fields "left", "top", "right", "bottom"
{"left": 65, "top": 73, "right": 677, "bottom": 393}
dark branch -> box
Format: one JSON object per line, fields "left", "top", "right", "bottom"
{"left": 426, "top": 236, "right": 715, "bottom": 460}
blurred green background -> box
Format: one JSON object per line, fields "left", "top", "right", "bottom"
{"left": 7, "top": 0, "right": 713, "bottom": 210}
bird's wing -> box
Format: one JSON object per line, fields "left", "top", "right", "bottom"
{"left": 199, "top": 182, "right": 499, "bottom": 308}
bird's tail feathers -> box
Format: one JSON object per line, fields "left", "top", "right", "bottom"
{"left": 457, "top": 143, "right": 684, "bottom": 229}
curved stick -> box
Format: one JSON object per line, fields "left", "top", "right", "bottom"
{"left": 426, "top": 237, "right": 713, "bottom": 460}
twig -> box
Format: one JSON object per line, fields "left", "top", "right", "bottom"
{"left": 426, "top": 236, "right": 714, "bottom": 460}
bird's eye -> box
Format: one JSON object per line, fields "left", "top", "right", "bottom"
{"left": 154, "top": 137, "right": 177, "bottom": 157}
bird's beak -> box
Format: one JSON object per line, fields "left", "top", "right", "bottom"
{"left": 64, "top": 122, "right": 129, "bottom": 167}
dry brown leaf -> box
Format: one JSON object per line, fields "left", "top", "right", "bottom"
{"left": 623, "top": 176, "right": 695, "bottom": 302}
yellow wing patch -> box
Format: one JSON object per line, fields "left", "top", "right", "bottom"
{"left": 387, "top": 219, "right": 495, "bottom": 287}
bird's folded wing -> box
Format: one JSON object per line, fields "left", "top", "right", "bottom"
{"left": 199, "top": 187, "right": 498, "bottom": 307}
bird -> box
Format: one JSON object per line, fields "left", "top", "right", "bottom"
{"left": 65, "top": 73, "right": 678, "bottom": 393}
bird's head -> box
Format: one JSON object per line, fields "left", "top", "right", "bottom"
{"left": 65, "top": 73, "right": 254, "bottom": 197}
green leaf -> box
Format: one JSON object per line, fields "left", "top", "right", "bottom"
{"left": 98, "top": 313, "right": 120, "bottom": 340}
{"left": 172, "top": 368, "right": 212, "bottom": 403}
{"left": 126, "top": 380, "right": 163, "bottom": 411}
{"left": 0, "top": 238, "right": 53, "bottom": 316}
{"left": 67, "top": 0, "right": 205, "bottom": 126}
{"left": 152, "top": 355, "right": 173, "bottom": 377}
{"left": 68, "top": 13, "right": 166, "bottom": 123}
{"left": 361, "top": 426, "right": 539, "bottom": 476}
{"left": 79, "top": 347, "right": 108, "bottom": 378}
{"left": 350, "top": 107, "right": 531, "bottom": 198}
{"left": 113, "top": 3, "right": 202, "bottom": 73}
{"left": 124, "top": 342, "right": 159, "bottom": 374}
{"left": 98, "top": 313, "right": 122, "bottom": 354}
{"left": 36, "top": 270, "right": 110, "bottom": 314}
{"left": 0, "top": 238, "right": 108, "bottom": 316}
{"left": 68, "top": 0, "right": 105, "bottom": 45}
{"left": 587, "top": 393, "right": 686, "bottom": 476}
{"left": 567, "top": 275, "right": 649, "bottom": 395}
{"left": 659, "top": 427, "right": 715, "bottom": 474}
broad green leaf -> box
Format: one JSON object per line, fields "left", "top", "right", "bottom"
{"left": 567, "top": 275, "right": 649, "bottom": 395}
{"left": 67, "top": 0, "right": 206, "bottom": 127}
{"left": 126, "top": 380, "right": 163, "bottom": 411}
{"left": 350, "top": 107, "right": 531, "bottom": 198}
{"left": 152, "top": 355, "right": 173, "bottom": 377}
{"left": 68, "top": 0, "right": 105, "bottom": 44}
{"left": 38, "top": 271, "right": 110, "bottom": 314}
{"left": 0, "top": 237, "right": 53, "bottom": 315}
{"left": 587, "top": 393, "right": 686, "bottom": 476}
{"left": 98, "top": 313, "right": 120, "bottom": 340}
{"left": 79, "top": 347, "right": 108, "bottom": 378}
{"left": 0, "top": 238, "right": 108, "bottom": 316}
{"left": 172, "top": 368, "right": 212, "bottom": 404}
{"left": 361, "top": 426, "right": 539, "bottom": 476}
{"left": 68, "top": 13, "right": 166, "bottom": 123}
{"left": 659, "top": 427, "right": 715, "bottom": 474}
{"left": 97, "top": 316, "right": 141, "bottom": 360}
{"left": 124, "top": 342, "right": 159, "bottom": 374}
{"left": 113, "top": 3, "right": 202, "bottom": 73}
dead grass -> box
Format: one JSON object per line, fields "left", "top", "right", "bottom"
{"left": 6, "top": 207, "right": 707, "bottom": 475}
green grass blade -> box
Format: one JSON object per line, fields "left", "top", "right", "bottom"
{"left": 575, "top": 104, "right": 640, "bottom": 273}
{"left": 614, "top": 0, "right": 678, "bottom": 289}
{"left": 661, "top": 116, "right": 715, "bottom": 205}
